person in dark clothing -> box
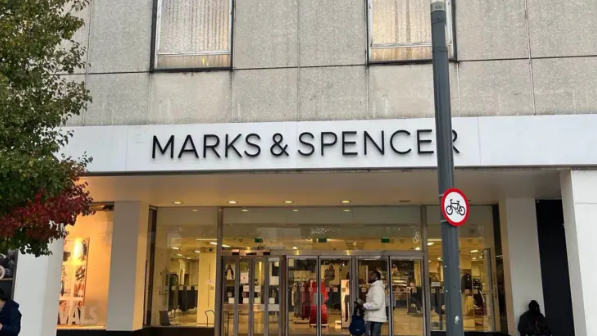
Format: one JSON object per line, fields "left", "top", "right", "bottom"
{"left": 518, "top": 300, "right": 551, "bottom": 336}
{"left": 0, "top": 289, "right": 21, "bottom": 336}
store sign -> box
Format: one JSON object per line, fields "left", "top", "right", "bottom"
{"left": 58, "top": 305, "right": 98, "bottom": 326}
{"left": 151, "top": 129, "right": 461, "bottom": 160}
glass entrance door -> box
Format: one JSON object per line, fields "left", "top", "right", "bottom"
{"left": 222, "top": 256, "right": 279, "bottom": 336}
{"left": 283, "top": 255, "right": 424, "bottom": 336}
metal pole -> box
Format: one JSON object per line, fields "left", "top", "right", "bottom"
{"left": 430, "top": 1, "right": 464, "bottom": 336}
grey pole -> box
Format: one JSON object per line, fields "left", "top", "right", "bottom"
{"left": 430, "top": 1, "right": 464, "bottom": 336}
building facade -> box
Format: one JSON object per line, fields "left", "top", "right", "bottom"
{"left": 12, "top": 1, "right": 597, "bottom": 336}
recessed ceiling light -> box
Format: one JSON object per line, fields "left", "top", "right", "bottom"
{"left": 293, "top": 246, "right": 298, "bottom": 250}
{"left": 284, "top": 200, "right": 293, "bottom": 204}
{"left": 222, "top": 244, "right": 230, "bottom": 248}
{"left": 186, "top": 257, "right": 191, "bottom": 260}
{"left": 194, "top": 250, "right": 201, "bottom": 254}
{"left": 292, "top": 209, "right": 299, "bottom": 212}
{"left": 171, "top": 247, "right": 180, "bottom": 250}
{"left": 438, "top": 257, "right": 442, "bottom": 261}
{"left": 173, "top": 201, "right": 183, "bottom": 205}
{"left": 177, "top": 254, "right": 183, "bottom": 257}
{"left": 228, "top": 200, "right": 237, "bottom": 204}
{"left": 343, "top": 209, "right": 351, "bottom": 212}
{"left": 210, "top": 242, "right": 218, "bottom": 246}
{"left": 427, "top": 242, "right": 435, "bottom": 246}
{"left": 472, "top": 257, "right": 477, "bottom": 260}
{"left": 470, "top": 249, "right": 479, "bottom": 253}
{"left": 192, "top": 209, "right": 199, "bottom": 212}
{"left": 341, "top": 200, "right": 351, "bottom": 204}
{"left": 241, "top": 209, "right": 249, "bottom": 212}
{"left": 415, "top": 247, "right": 421, "bottom": 251}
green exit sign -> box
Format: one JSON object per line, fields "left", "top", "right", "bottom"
{"left": 254, "top": 237, "right": 264, "bottom": 243}
{"left": 317, "top": 238, "right": 328, "bottom": 243}
{"left": 381, "top": 237, "right": 391, "bottom": 243}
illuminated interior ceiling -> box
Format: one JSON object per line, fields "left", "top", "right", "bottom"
{"left": 83, "top": 169, "right": 562, "bottom": 206}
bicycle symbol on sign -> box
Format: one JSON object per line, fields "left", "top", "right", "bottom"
{"left": 445, "top": 199, "right": 466, "bottom": 216}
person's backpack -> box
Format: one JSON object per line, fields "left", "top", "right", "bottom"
{"left": 349, "top": 302, "right": 366, "bottom": 336}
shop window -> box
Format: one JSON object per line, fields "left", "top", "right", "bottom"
{"left": 58, "top": 210, "right": 113, "bottom": 329}
{"left": 222, "top": 206, "right": 422, "bottom": 251}
{"left": 146, "top": 207, "right": 218, "bottom": 327}
{"left": 155, "top": 0, "right": 231, "bottom": 69}
{"left": 0, "top": 249, "right": 18, "bottom": 299}
{"left": 426, "top": 205, "right": 496, "bottom": 332}
{"left": 368, "top": 0, "right": 454, "bottom": 62}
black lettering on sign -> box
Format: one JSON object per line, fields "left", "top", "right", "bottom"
{"left": 178, "top": 135, "right": 199, "bottom": 158}
{"left": 390, "top": 130, "right": 411, "bottom": 154}
{"left": 203, "top": 134, "right": 221, "bottom": 158}
{"left": 417, "top": 129, "right": 434, "bottom": 154}
{"left": 342, "top": 131, "right": 358, "bottom": 156}
{"left": 321, "top": 132, "right": 337, "bottom": 156}
{"left": 298, "top": 132, "right": 315, "bottom": 156}
{"left": 244, "top": 133, "right": 261, "bottom": 157}
{"left": 152, "top": 135, "right": 175, "bottom": 159}
{"left": 364, "top": 131, "right": 384, "bottom": 155}
{"left": 225, "top": 134, "right": 243, "bottom": 158}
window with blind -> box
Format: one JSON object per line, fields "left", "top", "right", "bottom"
{"left": 368, "top": 0, "right": 453, "bottom": 62}
{"left": 155, "top": 0, "right": 231, "bottom": 69}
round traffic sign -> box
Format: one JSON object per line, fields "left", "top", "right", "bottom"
{"left": 441, "top": 188, "right": 469, "bottom": 227}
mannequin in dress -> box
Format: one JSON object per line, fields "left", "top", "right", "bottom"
{"left": 309, "top": 279, "right": 329, "bottom": 324}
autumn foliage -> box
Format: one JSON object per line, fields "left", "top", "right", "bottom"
{"left": 0, "top": 0, "right": 93, "bottom": 256}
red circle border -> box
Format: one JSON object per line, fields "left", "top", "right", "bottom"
{"left": 440, "top": 188, "right": 469, "bottom": 227}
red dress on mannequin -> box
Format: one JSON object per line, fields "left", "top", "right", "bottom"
{"left": 309, "top": 280, "right": 329, "bottom": 324}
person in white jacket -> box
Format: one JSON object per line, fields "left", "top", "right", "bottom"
{"left": 360, "top": 271, "right": 387, "bottom": 336}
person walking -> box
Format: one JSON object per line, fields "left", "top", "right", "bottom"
{"left": 0, "top": 288, "right": 21, "bottom": 336}
{"left": 358, "top": 271, "right": 386, "bottom": 336}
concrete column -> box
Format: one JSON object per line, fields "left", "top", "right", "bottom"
{"left": 106, "top": 202, "right": 149, "bottom": 331}
{"left": 561, "top": 170, "right": 597, "bottom": 336}
{"left": 14, "top": 239, "right": 64, "bottom": 336}
{"left": 196, "top": 251, "right": 216, "bottom": 325}
{"left": 499, "top": 198, "right": 544, "bottom": 335}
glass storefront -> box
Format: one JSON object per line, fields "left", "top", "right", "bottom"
{"left": 58, "top": 204, "right": 498, "bottom": 334}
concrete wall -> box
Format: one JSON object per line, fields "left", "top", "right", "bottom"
{"left": 64, "top": 0, "right": 597, "bottom": 127}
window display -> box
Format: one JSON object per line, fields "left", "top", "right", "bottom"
{"left": 58, "top": 238, "right": 94, "bottom": 326}
{"left": 57, "top": 210, "right": 113, "bottom": 329}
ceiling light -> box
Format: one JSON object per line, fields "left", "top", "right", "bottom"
{"left": 293, "top": 247, "right": 298, "bottom": 250}
{"left": 228, "top": 200, "right": 237, "bottom": 204}
{"left": 473, "top": 257, "right": 477, "bottom": 260}
{"left": 177, "top": 254, "right": 183, "bottom": 257}
{"left": 241, "top": 209, "right": 249, "bottom": 212}
{"left": 173, "top": 201, "right": 183, "bottom": 205}
{"left": 438, "top": 257, "right": 442, "bottom": 261}
{"left": 470, "top": 249, "right": 479, "bottom": 253}
{"left": 427, "top": 242, "right": 435, "bottom": 246}
{"left": 194, "top": 250, "right": 201, "bottom": 254}
{"left": 284, "top": 200, "right": 293, "bottom": 204}
{"left": 415, "top": 247, "right": 421, "bottom": 251}
{"left": 186, "top": 257, "right": 191, "bottom": 260}
{"left": 210, "top": 242, "right": 218, "bottom": 246}
{"left": 343, "top": 209, "right": 351, "bottom": 212}
{"left": 171, "top": 247, "right": 180, "bottom": 250}
{"left": 341, "top": 200, "right": 351, "bottom": 204}
{"left": 292, "top": 209, "right": 299, "bottom": 212}
{"left": 222, "top": 244, "right": 230, "bottom": 248}
{"left": 192, "top": 209, "right": 199, "bottom": 212}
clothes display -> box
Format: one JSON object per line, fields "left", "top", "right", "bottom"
{"left": 224, "top": 265, "right": 235, "bottom": 280}
{"left": 309, "top": 280, "right": 329, "bottom": 324}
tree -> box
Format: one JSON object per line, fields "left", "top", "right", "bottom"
{"left": 0, "top": 0, "right": 94, "bottom": 256}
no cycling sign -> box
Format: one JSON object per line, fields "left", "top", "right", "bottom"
{"left": 441, "top": 188, "right": 469, "bottom": 227}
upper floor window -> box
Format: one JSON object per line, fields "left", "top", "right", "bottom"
{"left": 368, "top": 0, "right": 454, "bottom": 62}
{"left": 155, "top": 0, "right": 232, "bottom": 69}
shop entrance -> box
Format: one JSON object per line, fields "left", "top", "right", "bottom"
{"left": 220, "top": 253, "right": 425, "bottom": 336}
